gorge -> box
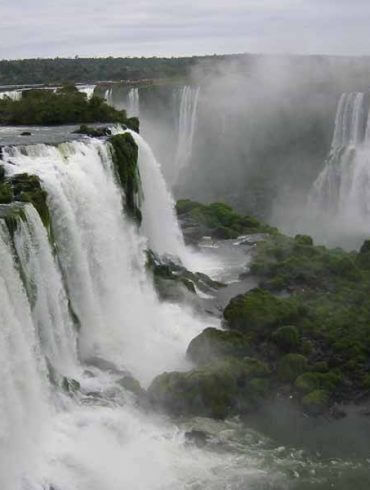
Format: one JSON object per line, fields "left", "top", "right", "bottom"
{"left": 0, "top": 56, "right": 370, "bottom": 489}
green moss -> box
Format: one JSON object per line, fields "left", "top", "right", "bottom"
{"left": 302, "top": 389, "right": 329, "bottom": 415}
{"left": 295, "top": 371, "right": 342, "bottom": 394}
{"left": 0, "top": 182, "right": 12, "bottom": 204}
{"left": 148, "top": 357, "right": 270, "bottom": 419}
{"left": 187, "top": 328, "right": 250, "bottom": 364}
{"left": 271, "top": 325, "right": 300, "bottom": 352}
{"left": 223, "top": 288, "right": 301, "bottom": 335}
{"left": 10, "top": 174, "right": 50, "bottom": 228}
{"left": 109, "top": 133, "right": 142, "bottom": 223}
{"left": 176, "top": 199, "right": 275, "bottom": 239}
{"left": 294, "top": 234, "right": 313, "bottom": 246}
{"left": 278, "top": 354, "right": 308, "bottom": 382}
{"left": 126, "top": 117, "right": 140, "bottom": 133}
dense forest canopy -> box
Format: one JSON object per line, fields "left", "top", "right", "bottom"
{"left": 0, "top": 54, "right": 234, "bottom": 85}
{"left": 2, "top": 53, "right": 370, "bottom": 86}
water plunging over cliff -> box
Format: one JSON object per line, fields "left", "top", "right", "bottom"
{"left": 173, "top": 86, "right": 200, "bottom": 185}
{"left": 0, "top": 89, "right": 22, "bottom": 101}
{"left": 77, "top": 85, "right": 96, "bottom": 100}
{"left": 309, "top": 92, "right": 370, "bottom": 241}
{"left": 128, "top": 88, "right": 140, "bottom": 116}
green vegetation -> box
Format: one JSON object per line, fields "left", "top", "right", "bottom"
{"left": 0, "top": 85, "right": 127, "bottom": 125}
{"left": 154, "top": 201, "right": 370, "bottom": 419}
{"left": 187, "top": 327, "right": 250, "bottom": 364}
{"left": 148, "top": 357, "right": 270, "bottom": 419}
{"left": 176, "top": 199, "right": 277, "bottom": 241}
{"left": 0, "top": 173, "right": 50, "bottom": 228}
{"left": 223, "top": 288, "right": 302, "bottom": 336}
{"left": 109, "top": 133, "right": 142, "bottom": 222}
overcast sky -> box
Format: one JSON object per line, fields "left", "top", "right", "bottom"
{"left": 1, "top": 0, "right": 369, "bottom": 59}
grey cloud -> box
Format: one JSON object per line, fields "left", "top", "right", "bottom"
{"left": 0, "top": 0, "right": 369, "bottom": 59}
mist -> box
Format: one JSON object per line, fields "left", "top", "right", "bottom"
{"left": 140, "top": 54, "right": 369, "bottom": 248}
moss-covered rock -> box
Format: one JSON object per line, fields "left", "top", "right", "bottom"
{"left": 126, "top": 117, "right": 140, "bottom": 133}
{"left": 148, "top": 357, "right": 270, "bottom": 419}
{"left": 278, "top": 354, "right": 308, "bottom": 382}
{"left": 176, "top": 199, "right": 276, "bottom": 243}
{"left": 223, "top": 288, "right": 301, "bottom": 336}
{"left": 117, "top": 375, "right": 145, "bottom": 397}
{"left": 0, "top": 202, "right": 27, "bottom": 236}
{"left": 271, "top": 325, "right": 300, "bottom": 352}
{"left": 74, "top": 124, "right": 112, "bottom": 137}
{"left": 109, "top": 133, "right": 142, "bottom": 223}
{"left": 294, "top": 371, "right": 342, "bottom": 394}
{"left": 187, "top": 327, "right": 250, "bottom": 365}
{"left": 301, "top": 389, "right": 330, "bottom": 415}
{"left": 9, "top": 173, "right": 50, "bottom": 228}
{"left": 294, "top": 234, "right": 313, "bottom": 246}
{"left": 0, "top": 182, "right": 12, "bottom": 204}
{"left": 146, "top": 250, "right": 225, "bottom": 301}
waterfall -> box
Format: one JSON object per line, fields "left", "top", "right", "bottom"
{"left": 0, "top": 129, "right": 234, "bottom": 489}
{"left": 309, "top": 92, "right": 370, "bottom": 236}
{"left": 3, "top": 137, "right": 206, "bottom": 384}
{"left": 104, "top": 87, "right": 113, "bottom": 106}
{"left": 0, "top": 89, "right": 22, "bottom": 101}
{"left": 129, "top": 130, "right": 188, "bottom": 262}
{"left": 77, "top": 85, "right": 96, "bottom": 100}
{"left": 0, "top": 219, "right": 51, "bottom": 489}
{"left": 127, "top": 88, "right": 140, "bottom": 116}
{"left": 14, "top": 204, "right": 78, "bottom": 373}
{"left": 173, "top": 86, "right": 200, "bottom": 184}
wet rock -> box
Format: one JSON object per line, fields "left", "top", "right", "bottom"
{"left": 187, "top": 327, "right": 250, "bottom": 365}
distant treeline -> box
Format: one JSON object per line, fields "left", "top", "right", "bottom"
{"left": 2, "top": 53, "right": 370, "bottom": 88}
{"left": 0, "top": 54, "right": 238, "bottom": 86}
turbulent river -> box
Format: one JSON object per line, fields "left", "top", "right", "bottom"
{"left": 0, "top": 125, "right": 369, "bottom": 489}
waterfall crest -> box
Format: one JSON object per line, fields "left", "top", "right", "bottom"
{"left": 0, "top": 89, "right": 22, "bottom": 101}
{"left": 77, "top": 85, "right": 96, "bottom": 100}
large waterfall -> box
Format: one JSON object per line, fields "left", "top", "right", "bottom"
{"left": 173, "top": 86, "right": 200, "bottom": 185}
{"left": 309, "top": 92, "right": 370, "bottom": 240}
{"left": 0, "top": 131, "right": 227, "bottom": 489}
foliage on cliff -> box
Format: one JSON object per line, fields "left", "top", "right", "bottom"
{"left": 109, "top": 133, "right": 142, "bottom": 223}
{"left": 150, "top": 203, "right": 370, "bottom": 419}
{"left": 176, "top": 199, "right": 277, "bottom": 241}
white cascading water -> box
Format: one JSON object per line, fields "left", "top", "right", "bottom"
{"left": 126, "top": 130, "right": 188, "bottom": 263}
{"left": 309, "top": 92, "right": 370, "bottom": 238}
{"left": 77, "top": 85, "right": 96, "bottom": 100}
{"left": 14, "top": 204, "right": 78, "bottom": 373}
{"left": 0, "top": 220, "right": 50, "bottom": 489}
{"left": 0, "top": 89, "right": 22, "bottom": 101}
{"left": 173, "top": 86, "right": 200, "bottom": 185}
{"left": 0, "top": 134, "right": 227, "bottom": 489}
{"left": 3, "top": 139, "right": 209, "bottom": 384}
{"left": 104, "top": 87, "right": 113, "bottom": 106}
{"left": 127, "top": 87, "right": 140, "bottom": 116}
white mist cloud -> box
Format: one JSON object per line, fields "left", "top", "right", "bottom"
{"left": 0, "top": 0, "right": 369, "bottom": 59}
